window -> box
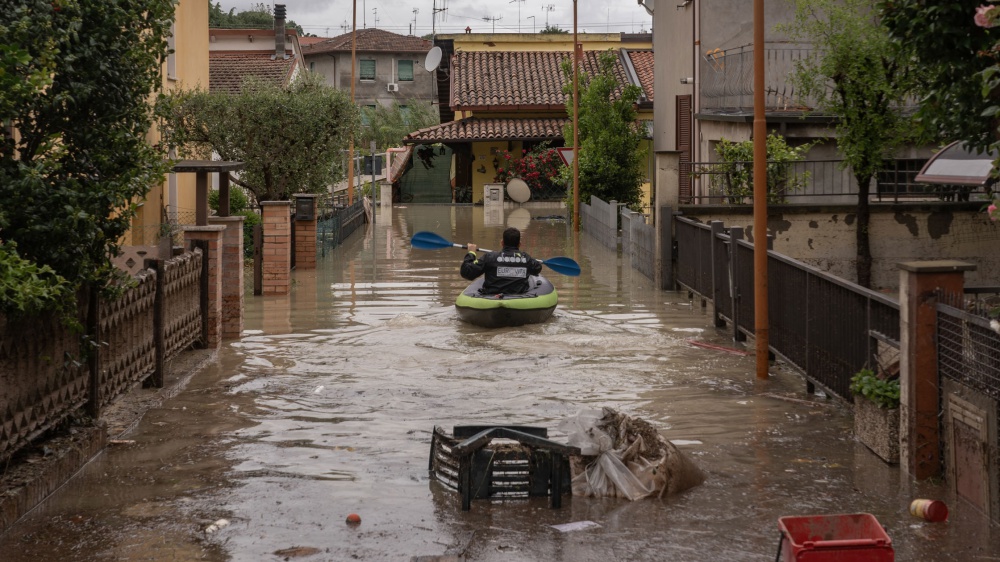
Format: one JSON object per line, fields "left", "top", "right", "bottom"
{"left": 360, "top": 105, "right": 377, "bottom": 126}
{"left": 398, "top": 60, "right": 414, "bottom": 82}
{"left": 309, "top": 61, "right": 315, "bottom": 71}
{"left": 360, "top": 60, "right": 376, "bottom": 81}
{"left": 166, "top": 22, "right": 176, "bottom": 80}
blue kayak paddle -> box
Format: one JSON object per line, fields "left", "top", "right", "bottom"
{"left": 410, "top": 231, "right": 582, "bottom": 277}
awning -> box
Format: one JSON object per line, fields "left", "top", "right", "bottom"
{"left": 914, "top": 141, "right": 998, "bottom": 186}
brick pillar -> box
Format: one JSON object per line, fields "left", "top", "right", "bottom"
{"left": 209, "top": 216, "right": 245, "bottom": 339}
{"left": 261, "top": 201, "right": 292, "bottom": 296}
{"left": 898, "top": 260, "right": 975, "bottom": 480}
{"left": 183, "top": 225, "right": 226, "bottom": 347}
{"left": 293, "top": 194, "right": 318, "bottom": 270}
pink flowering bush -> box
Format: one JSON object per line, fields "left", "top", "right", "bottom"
{"left": 976, "top": 4, "right": 999, "bottom": 27}
{"left": 493, "top": 143, "right": 565, "bottom": 197}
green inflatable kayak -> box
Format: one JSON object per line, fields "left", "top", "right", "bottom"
{"left": 455, "top": 276, "right": 558, "bottom": 328}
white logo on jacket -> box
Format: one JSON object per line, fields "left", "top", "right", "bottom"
{"left": 497, "top": 267, "right": 528, "bottom": 278}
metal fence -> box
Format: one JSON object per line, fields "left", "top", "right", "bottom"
{"left": 317, "top": 197, "right": 367, "bottom": 257}
{"left": 682, "top": 159, "right": 992, "bottom": 205}
{"left": 580, "top": 195, "right": 620, "bottom": 251}
{"left": 700, "top": 44, "right": 816, "bottom": 112}
{"left": 937, "top": 293, "right": 1000, "bottom": 404}
{"left": 674, "top": 215, "right": 900, "bottom": 400}
{"left": 620, "top": 208, "right": 655, "bottom": 280}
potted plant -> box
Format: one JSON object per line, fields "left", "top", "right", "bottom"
{"left": 850, "top": 368, "right": 900, "bottom": 464}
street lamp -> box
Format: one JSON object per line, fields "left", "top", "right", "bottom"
{"left": 528, "top": 15, "right": 535, "bottom": 33}
{"left": 572, "top": 0, "right": 580, "bottom": 232}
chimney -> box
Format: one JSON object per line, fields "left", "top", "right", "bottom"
{"left": 273, "top": 4, "right": 287, "bottom": 60}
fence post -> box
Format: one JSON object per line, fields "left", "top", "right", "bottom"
{"left": 898, "top": 260, "right": 975, "bottom": 480}
{"left": 657, "top": 205, "right": 674, "bottom": 290}
{"left": 609, "top": 200, "right": 618, "bottom": 249}
{"left": 147, "top": 258, "right": 165, "bottom": 388}
{"left": 730, "top": 227, "right": 746, "bottom": 342}
{"left": 86, "top": 285, "right": 102, "bottom": 418}
{"left": 709, "top": 221, "right": 725, "bottom": 327}
{"left": 253, "top": 223, "right": 263, "bottom": 296}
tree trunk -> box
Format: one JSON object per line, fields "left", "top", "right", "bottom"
{"left": 855, "top": 173, "right": 872, "bottom": 288}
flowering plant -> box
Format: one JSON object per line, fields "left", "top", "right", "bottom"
{"left": 493, "top": 143, "right": 566, "bottom": 197}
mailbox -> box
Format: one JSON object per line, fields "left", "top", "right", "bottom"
{"left": 295, "top": 196, "right": 316, "bottom": 221}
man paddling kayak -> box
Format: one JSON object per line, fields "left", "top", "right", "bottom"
{"left": 460, "top": 227, "right": 543, "bottom": 295}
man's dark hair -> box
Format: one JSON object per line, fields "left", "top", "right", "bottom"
{"left": 503, "top": 227, "right": 521, "bottom": 248}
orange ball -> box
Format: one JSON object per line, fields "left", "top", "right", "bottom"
{"left": 345, "top": 513, "right": 361, "bottom": 524}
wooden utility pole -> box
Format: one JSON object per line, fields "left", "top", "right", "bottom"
{"left": 752, "top": 0, "right": 769, "bottom": 379}
{"left": 348, "top": 0, "right": 358, "bottom": 205}
{"left": 572, "top": 0, "right": 580, "bottom": 232}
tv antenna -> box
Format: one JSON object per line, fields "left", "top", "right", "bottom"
{"left": 412, "top": 8, "right": 419, "bottom": 36}
{"left": 483, "top": 14, "right": 502, "bottom": 33}
{"left": 432, "top": 0, "right": 449, "bottom": 37}
{"left": 510, "top": 0, "right": 525, "bottom": 33}
{"left": 372, "top": 7, "right": 379, "bottom": 28}
{"left": 543, "top": 5, "right": 555, "bottom": 26}
{"left": 340, "top": 20, "right": 349, "bottom": 33}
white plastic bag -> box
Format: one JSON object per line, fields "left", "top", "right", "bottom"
{"left": 559, "top": 407, "right": 705, "bottom": 500}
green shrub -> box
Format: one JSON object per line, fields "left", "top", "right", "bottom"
{"left": 849, "top": 368, "right": 900, "bottom": 409}
{"left": 712, "top": 134, "right": 815, "bottom": 204}
{"left": 209, "top": 186, "right": 252, "bottom": 214}
{"left": 0, "top": 242, "right": 72, "bottom": 317}
{"left": 239, "top": 210, "right": 261, "bottom": 259}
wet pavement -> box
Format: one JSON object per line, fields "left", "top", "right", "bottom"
{"left": 1, "top": 204, "right": 997, "bottom": 561}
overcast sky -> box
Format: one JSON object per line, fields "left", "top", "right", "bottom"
{"left": 215, "top": 0, "right": 653, "bottom": 37}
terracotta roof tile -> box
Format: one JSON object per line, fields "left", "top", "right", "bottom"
{"left": 626, "top": 50, "right": 654, "bottom": 102}
{"left": 209, "top": 52, "right": 297, "bottom": 94}
{"left": 302, "top": 28, "right": 431, "bottom": 55}
{"left": 403, "top": 117, "right": 568, "bottom": 144}
{"left": 451, "top": 50, "right": 630, "bottom": 109}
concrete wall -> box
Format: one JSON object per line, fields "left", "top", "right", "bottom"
{"left": 678, "top": 203, "right": 1000, "bottom": 290}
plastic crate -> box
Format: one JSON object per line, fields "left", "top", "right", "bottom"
{"left": 777, "top": 513, "right": 894, "bottom": 562}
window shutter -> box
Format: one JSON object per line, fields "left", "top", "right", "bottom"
{"left": 676, "top": 95, "right": 693, "bottom": 203}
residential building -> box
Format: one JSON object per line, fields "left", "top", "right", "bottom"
{"left": 400, "top": 33, "right": 654, "bottom": 206}
{"left": 301, "top": 28, "right": 435, "bottom": 109}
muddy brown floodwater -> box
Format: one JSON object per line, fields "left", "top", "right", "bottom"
{"left": 1, "top": 204, "right": 997, "bottom": 561}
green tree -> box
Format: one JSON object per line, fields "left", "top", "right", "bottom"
{"left": 209, "top": 2, "right": 305, "bottom": 35}
{"left": 781, "top": 0, "right": 915, "bottom": 288}
{"left": 879, "top": 0, "right": 997, "bottom": 150}
{"left": 158, "top": 73, "right": 359, "bottom": 206}
{"left": 561, "top": 51, "right": 646, "bottom": 213}
{"left": 541, "top": 24, "right": 569, "bottom": 34}
{"left": 0, "top": 0, "right": 174, "bottom": 290}
{"left": 359, "top": 101, "right": 438, "bottom": 152}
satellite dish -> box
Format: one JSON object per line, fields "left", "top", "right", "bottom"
{"left": 424, "top": 46, "right": 442, "bottom": 72}
{"left": 506, "top": 178, "right": 531, "bottom": 203}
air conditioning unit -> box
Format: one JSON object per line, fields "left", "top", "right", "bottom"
{"left": 387, "top": 83, "right": 399, "bottom": 92}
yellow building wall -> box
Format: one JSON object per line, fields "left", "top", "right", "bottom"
{"left": 133, "top": 0, "right": 209, "bottom": 244}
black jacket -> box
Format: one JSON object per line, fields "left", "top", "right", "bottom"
{"left": 460, "top": 246, "right": 543, "bottom": 295}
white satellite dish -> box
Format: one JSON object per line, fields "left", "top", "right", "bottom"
{"left": 506, "top": 178, "right": 531, "bottom": 204}
{"left": 424, "top": 46, "right": 442, "bottom": 72}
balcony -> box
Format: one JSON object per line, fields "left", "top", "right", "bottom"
{"left": 699, "top": 43, "right": 816, "bottom": 115}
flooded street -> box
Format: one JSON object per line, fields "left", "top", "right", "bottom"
{"left": 1, "top": 204, "right": 997, "bottom": 561}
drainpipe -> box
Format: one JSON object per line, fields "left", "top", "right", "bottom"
{"left": 273, "top": 4, "right": 288, "bottom": 60}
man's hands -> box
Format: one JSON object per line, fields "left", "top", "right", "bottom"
{"left": 467, "top": 243, "right": 477, "bottom": 253}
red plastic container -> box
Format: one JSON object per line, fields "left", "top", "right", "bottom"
{"left": 777, "top": 513, "right": 894, "bottom": 562}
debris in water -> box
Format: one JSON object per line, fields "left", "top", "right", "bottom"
{"left": 314, "top": 386, "right": 324, "bottom": 393}
{"left": 273, "top": 546, "right": 321, "bottom": 557}
{"left": 550, "top": 520, "right": 601, "bottom": 533}
{"left": 204, "top": 518, "right": 230, "bottom": 534}
{"left": 345, "top": 513, "right": 361, "bottom": 524}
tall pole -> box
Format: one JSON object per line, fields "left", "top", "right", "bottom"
{"left": 348, "top": 0, "right": 357, "bottom": 204}
{"left": 572, "top": 0, "right": 580, "bottom": 232}
{"left": 752, "top": 0, "right": 769, "bottom": 379}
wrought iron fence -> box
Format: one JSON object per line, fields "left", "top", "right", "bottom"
{"left": 317, "top": 198, "right": 367, "bottom": 257}
{"left": 674, "top": 215, "right": 899, "bottom": 400}
{"left": 682, "top": 159, "right": 992, "bottom": 205}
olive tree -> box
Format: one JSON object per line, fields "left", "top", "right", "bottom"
{"left": 158, "top": 73, "right": 360, "bottom": 206}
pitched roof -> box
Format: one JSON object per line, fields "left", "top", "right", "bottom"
{"left": 403, "top": 117, "right": 568, "bottom": 144}
{"left": 209, "top": 52, "right": 297, "bottom": 94}
{"left": 302, "top": 28, "right": 432, "bottom": 55}
{"left": 450, "top": 50, "right": 631, "bottom": 110}
{"left": 626, "top": 50, "right": 654, "bottom": 102}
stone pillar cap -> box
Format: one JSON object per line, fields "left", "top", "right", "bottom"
{"left": 897, "top": 260, "right": 977, "bottom": 273}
